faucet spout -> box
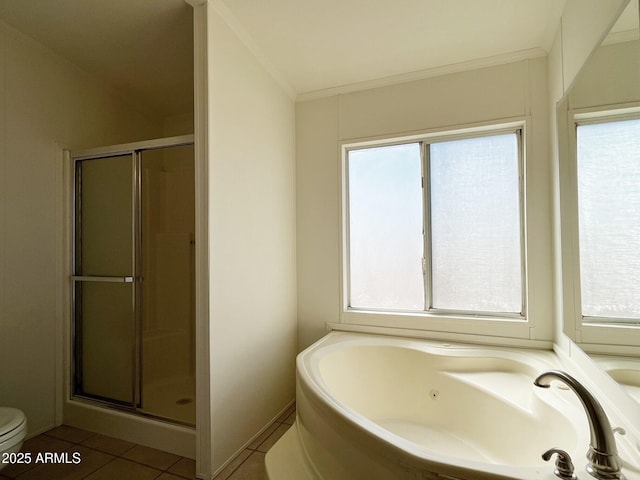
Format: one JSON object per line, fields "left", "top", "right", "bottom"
{"left": 534, "top": 370, "right": 624, "bottom": 480}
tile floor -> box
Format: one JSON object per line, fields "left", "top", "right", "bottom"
{"left": 1, "top": 404, "right": 295, "bottom": 480}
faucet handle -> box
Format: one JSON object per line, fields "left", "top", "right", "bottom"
{"left": 543, "top": 448, "right": 577, "bottom": 480}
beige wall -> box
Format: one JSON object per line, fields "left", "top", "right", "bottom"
{"left": 559, "top": 0, "right": 631, "bottom": 95}
{"left": 164, "top": 113, "right": 195, "bottom": 137}
{"left": 0, "top": 19, "right": 163, "bottom": 435}
{"left": 207, "top": 6, "right": 297, "bottom": 474}
{"left": 296, "top": 57, "right": 553, "bottom": 350}
{"left": 569, "top": 39, "right": 640, "bottom": 109}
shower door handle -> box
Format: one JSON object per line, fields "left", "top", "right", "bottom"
{"left": 72, "top": 275, "right": 135, "bottom": 283}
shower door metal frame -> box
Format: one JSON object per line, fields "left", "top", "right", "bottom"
{"left": 70, "top": 134, "right": 195, "bottom": 414}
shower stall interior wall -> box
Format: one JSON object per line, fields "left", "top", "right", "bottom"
{"left": 71, "top": 136, "right": 196, "bottom": 427}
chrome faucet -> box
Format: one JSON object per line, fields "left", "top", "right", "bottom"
{"left": 534, "top": 370, "right": 624, "bottom": 480}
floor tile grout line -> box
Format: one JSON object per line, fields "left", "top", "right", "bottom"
{"left": 80, "top": 446, "right": 179, "bottom": 475}
{"left": 164, "top": 455, "right": 184, "bottom": 472}
{"left": 11, "top": 450, "right": 115, "bottom": 480}
{"left": 28, "top": 421, "right": 289, "bottom": 480}
{"left": 47, "top": 441, "right": 190, "bottom": 478}
{"left": 13, "top": 428, "right": 197, "bottom": 480}
{"left": 79, "top": 455, "right": 119, "bottom": 480}
{"left": 215, "top": 461, "right": 241, "bottom": 480}
{"left": 117, "top": 443, "right": 139, "bottom": 457}
{"left": 164, "top": 459, "right": 197, "bottom": 480}
{"left": 116, "top": 454, "right": 186, "bottom": 475}
{"left": 214, "top": 449, "right": 257, "bottom": 480}
{"left": 40, "top": 429, "right": 193, "bottom": 475}
{"left": 246, "top": 420, "right": 290, "bottom": 453}
{"left": 78, "top": 441, "right": 138, "bottom": 458}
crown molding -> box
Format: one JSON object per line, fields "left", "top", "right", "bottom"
{"left": 183, "top": 0, "right": 207, "bottom": 7}
{"left": 601, "top": 28, "right": 640, "bottom": 45}
{"left": 296, "top": 47, "right": 548, "bottom": 103}
{"left": 210, "top": 0, "right": 296, "bottom": 100}
{"left": 184, "top": 2, "right": 550, "bottom": 105}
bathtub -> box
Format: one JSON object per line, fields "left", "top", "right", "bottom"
{"left": 266, "top": 332, "right": 601, "bottom": 480}
{"left": 590, "top": 355, "right": 640, "bottom": 406}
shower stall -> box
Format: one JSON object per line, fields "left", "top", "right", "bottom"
{"left": 70, "top": 135, "right": 196, "bottom": 426}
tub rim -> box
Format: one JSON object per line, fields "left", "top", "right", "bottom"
{"left": 295, "top": 331, "right": 589, "bottom": 480}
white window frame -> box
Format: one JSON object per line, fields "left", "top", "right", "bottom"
{"left": 564, "top": 105, "right": 640, "bottom": 352}
{"left": 338, "top": 120, "right": 533, "bottom": 341}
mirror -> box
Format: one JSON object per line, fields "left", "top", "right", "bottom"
{"left": 560, "top": 0, "right": 640, "bottom": 405}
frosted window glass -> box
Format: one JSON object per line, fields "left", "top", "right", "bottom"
{"left": 430, "top": 134, "right": 522, "bottom": 313}
{"left": 348, "top": 143, "right": 424, "bottom": 310}
{"left": 577, "top": 119, "right": 640, "bottom": 319}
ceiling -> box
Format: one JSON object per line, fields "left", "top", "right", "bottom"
{"left": 219, "top": 0, "right": 567, "bottom": 95}
{"left": 606, "top": 0, "right": 639, "bottom": 42}
{"left": 0, "top": 0, "right": 582, "bottom": 110}
{"left": 0, "top": 0, "right": 194, "bottom": 118}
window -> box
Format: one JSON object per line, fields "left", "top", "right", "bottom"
{"left": 345, "top": 128, "right": 524, "bottom": 318}
{"left": 576, "top": 117, "right": 640, "bottom": 322}
{"left": 348, "top": 143, "right": 424, "bottom": 310}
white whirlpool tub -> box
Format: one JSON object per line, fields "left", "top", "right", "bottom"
{"left": 266, "top": 332, "right": 599, "bottom": 480}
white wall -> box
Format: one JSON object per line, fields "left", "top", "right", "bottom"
{"left": 296, "top": 58, "right": 552, "bottom": 350}
{"left": 0, "top": 20, "right": 163, "bottom": 436}
{"left": 206, "top": 5, "right": 297, "bottom": 475}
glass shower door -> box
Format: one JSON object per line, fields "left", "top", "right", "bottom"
{"left": 139, "top": 144, "right": 196, "bottom": 424}
{"left": 73, "top": 154, "right": 138, "bottom": 406}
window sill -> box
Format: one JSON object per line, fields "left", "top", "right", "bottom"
{"left": 337, "top": 309, "right": 537, "bottom": 345}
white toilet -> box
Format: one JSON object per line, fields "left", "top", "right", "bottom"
{"left": 0, "top": 408, "right": 27, "bottom": 471}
